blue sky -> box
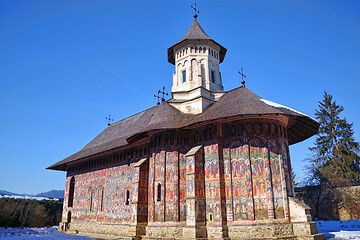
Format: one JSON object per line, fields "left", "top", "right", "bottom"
{"left": 0, "top": 0, "right": 359, "bottom": 194}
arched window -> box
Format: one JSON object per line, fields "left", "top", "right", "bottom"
{"left": 265, "top": 123, "right": 270, "bottom": 134}
{"left": 237, "top": 124, "right": 243, "bottom": 136}
{"left": 230, "top": 125, "right": 236, "bottom": 137}
{"left": 195, "top": 47, "right": 198, "bottom": 53}
{"left": 209, "top": 127, "right": 213, "bottom": 140}
{"left": 98, "top": 187, "right": 104, "bottom": 212}
{"left": 157, "top": 183, "right": 161, "bottom": 201}
{"left": 224, "top": 125, "right": 229, "bottom": 138}
{"left": 125, "top": 190, "right": 130, "bottom": 205}
{"left": 254, "top": 123, "right": 261, "bottom": 134}
{"left": 199, "top": 47, "right": 202, "bottom": 53}
{"left": 87, "top": 187, "right": 93, "bottom": 212}
{"left": 245, "top": 123, "right": 253, "bottom": 135}
{"left": 68, "top": 177, "right": 75, "bottom": 207}
{"left": 203, "top": 47, "right": 206, "bottom": 53}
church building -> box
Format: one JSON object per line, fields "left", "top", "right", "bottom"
{"left": 48, "top": 14, "right": 324, "bottom": 240}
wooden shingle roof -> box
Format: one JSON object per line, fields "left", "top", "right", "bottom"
{"left": 47, "top": 87, "right": 319, "bottom": 171}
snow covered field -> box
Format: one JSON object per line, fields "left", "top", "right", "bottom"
{"left": 317, "top": 220, "right": 360, "bottom": 239}
{"left": 0, "top": 221, "right": 359, "bottom": 239}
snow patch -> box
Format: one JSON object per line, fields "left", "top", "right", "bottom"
{"left": 0, "top": 194, "right": 60, "bottom": 201}
{"left": 260, "top": 98, "right": 317, "bottom": 121}
{"left": 317, "top": 220, "right": 360, "bottom": 239}
{"left": 0, "top": 226, "right": 95, "bottom": 239}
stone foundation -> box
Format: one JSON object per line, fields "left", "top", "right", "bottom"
{"left": 60, "top": 221, "right": 324, "bottom": 240}
{"left": 228, "top": 222, "right": 294, "bottom": 239}
{"left": 59, "top": 221, "right": 144, "bottom": 239}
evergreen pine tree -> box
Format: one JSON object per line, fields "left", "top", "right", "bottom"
{"left": 308, "top": 91, "right": 360, "bottom": 185}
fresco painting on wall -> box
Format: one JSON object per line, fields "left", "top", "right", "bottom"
{"left": 165, "top": 151, "right": 179, "bottom": 221}
{"left": 269, "top": 137, "right": 285, "bottom": 219}
{"left": 154, "top": 151, "right": 165, "bottom": 222}
{"left": 204, "top": 143, "right": 222, "bottom": 222}
{"left": 250, "top": 137, "right": 269, "bottom": 220}
{"left": 64, "top": 163, "right": 136, "bottom": 224}
{"left": 179, "top": 150, "right": 187, "bottom": 221}
{"left": 228, "top": 139, "right": 253, "bottom": 220}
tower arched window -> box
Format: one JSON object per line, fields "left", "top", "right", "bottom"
{"left": 203, "top": 47, "right": 206, "bottom": 53}
{"left": 68, "top": 177, "right": 75, "bottom": 207}
{"left": 199, "top": 47, "right": 202, "bottom": 53}
{"left": 157, "top": 183, "right": 161, "bottom": 201}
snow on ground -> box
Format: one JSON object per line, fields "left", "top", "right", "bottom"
{"left": 0, "top": 227, "right": 95, "bottom": 239}
{"left": 1, "top": 221, "right": 360, "bottom": 239}
{"left": 0, "top": 195, "right": 60, "bottom": 201}
{"left": 317, "top": 220, "right": 360, "bottom": 239}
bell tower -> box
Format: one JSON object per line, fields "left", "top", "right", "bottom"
{"left": 167, "top": 16, "right": 227, "bottom": 114}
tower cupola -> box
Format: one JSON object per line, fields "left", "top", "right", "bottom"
{"left": 167, "top": 18, "right": 227, "bottom": 114}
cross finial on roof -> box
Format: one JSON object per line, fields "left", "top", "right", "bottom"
{"left": 159, "top": 86, "right": 168, "bottom": 101}
{"left": 238, "top": 67, "right": 246, "bottom": 87}
{"left": 191, "top": 0, "right": 199, "bottom": 19}
{"left": 105, "top": 114, "right": 114, "bottom": 126}
{"left": 154, "top": 87, "right": 168, "bottom": 105}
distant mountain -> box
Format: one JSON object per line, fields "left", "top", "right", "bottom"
{"left": 0, "top": 190, "right": 21, "bottom": 196}
{"left": 35, "top": 190, "right": 64, "bottom": 199}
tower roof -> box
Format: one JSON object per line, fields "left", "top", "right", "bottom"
{"left": 167, "top": 19, "right": 227, "bottom": 64}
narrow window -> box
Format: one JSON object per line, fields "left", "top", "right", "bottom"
{"left": 182, "top": 70, "right": 186, "bottom": 82}
{"left": 99, "top": 187, "right": 104, "bottom": 212}
{"left": 209, "top": 128, "right": 213, "bottom": 140}
{"left": 224, "top": 125, "right": 229, "bottom": 138}
{"left": 88, "top": 188, "right": 93, "bottom": 212}
{"left": 211, "top": 70, "right": 215, "bottom": 83}
{"left": 125, "top": 190, "right": 130, "bottom": 205}
{"left": 68, "top": 177, "right": 75, "bottom": 207}
{"left": 230, "top": 125, "right": 236, "bottom": 137}
{"left": 237, "top": 124, "right": 243, "bottom": 136}
{"left": 157, "top": 183, "right": 161, "bottom": 201}
{"left": 67, "top": 211, "right": 72, "bottom": 223}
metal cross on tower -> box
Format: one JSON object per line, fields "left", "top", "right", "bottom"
{"left": 105, "top": 114, "right": 114, "bottom": 126}
{"left": 154, "top": 86, "right": 168, "bottom": 105}
{"left": 154, "top": 92, "right": 161, "bottom": 105}
{"left": 191, "top": 0, "right": 199, "bottom": 19}
{"left": 238, "top": 67, "right": 246, "bottom": 87}
{"left": 159, "top": 86, "right": 168, "bottom": 101}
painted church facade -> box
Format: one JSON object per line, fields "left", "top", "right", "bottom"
{"left": 48, "top": 16, "right": 324, "bottom": 240}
